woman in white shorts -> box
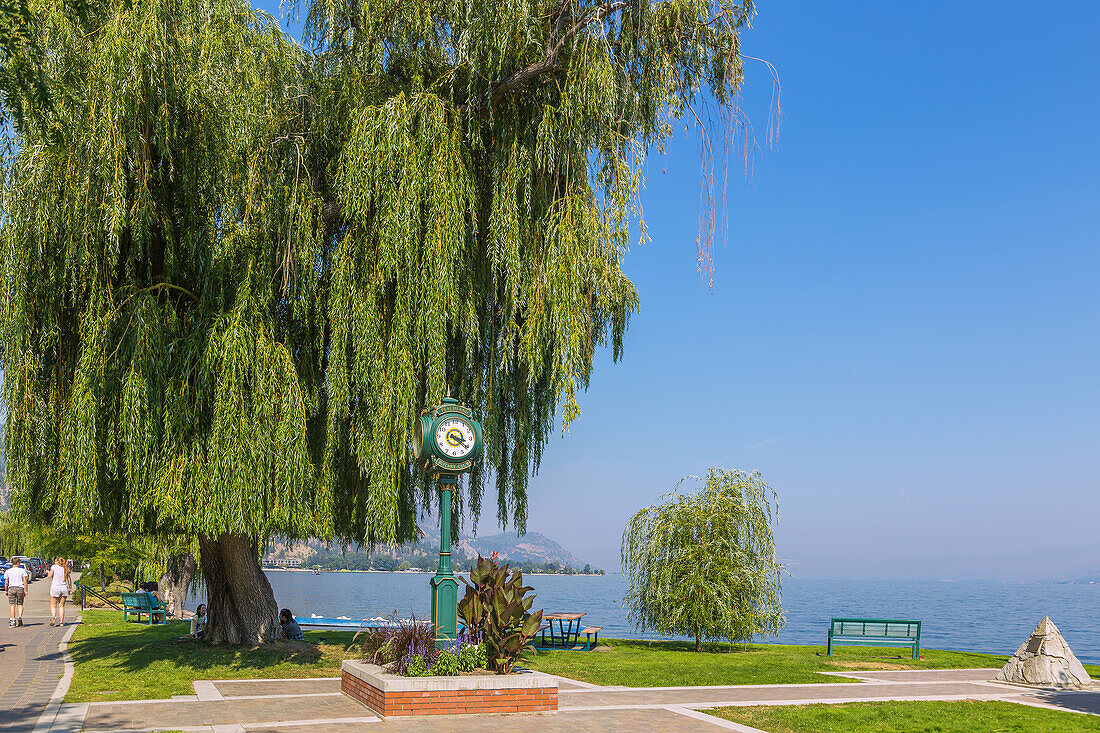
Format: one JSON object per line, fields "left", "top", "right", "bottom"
{"left": 47, "top": 556, "right": 73, "bottom": 626}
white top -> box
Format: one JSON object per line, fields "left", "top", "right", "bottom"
{"left": 49, "top": 564, "right": 70, "bottom": 593}
{"left": 4, "top": 566, "right": 30, "bottom": 589}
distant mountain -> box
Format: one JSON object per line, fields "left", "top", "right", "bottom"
{"left": 454, "top": 531, "right": 584, "bottom": 567}
{"left": 264, "top": 530, "right": 597, "bottom": 573}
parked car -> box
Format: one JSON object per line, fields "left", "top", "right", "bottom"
{"left": 31, "top": 558, "right": 48, "bottom": 579}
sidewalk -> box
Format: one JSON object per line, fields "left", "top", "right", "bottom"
{"left": 0, "top": 584, "right": 75, "bottom": 733}
{"left": 47, "top": 667, "right": 1099, "bottom": 732}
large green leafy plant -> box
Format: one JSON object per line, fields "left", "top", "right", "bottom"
{"left": 622, "top": 468, "right": 785, "bottom": 651}
{"left": 458, "top": 555, "right": 543, "bottom": 673}
{"left": 0, "top": 0, "right": 759, "bottom": 644}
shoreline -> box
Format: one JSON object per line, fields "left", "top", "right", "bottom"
{"left": 262, "top": 567, "right": 609, "bottom": 576}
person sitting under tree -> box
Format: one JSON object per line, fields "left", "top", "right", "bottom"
{"left": 4, "top": 557, "right": 31, "bottom": 628}
{"left": 279, "top": 608, "right": 303, "bottom": 641}
{"left": 190, "top": 603, "right": 207, "bottom": 638}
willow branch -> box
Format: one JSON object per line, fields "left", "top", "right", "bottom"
{"left": 490, "top": 0, "right": 630, "bottom": 101}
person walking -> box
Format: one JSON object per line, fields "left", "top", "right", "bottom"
{"left": 47, "top": 556, "right": 73, "bottom": 626}
{"left": 4, "top": 556, "right": 31, "bottom": 627}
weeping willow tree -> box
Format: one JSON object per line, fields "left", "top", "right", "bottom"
{"left": 0, "top": 0, "right": 758, "bottom": 643}
{"left": 622, "top": 468, "right": 784, "bottom": 651}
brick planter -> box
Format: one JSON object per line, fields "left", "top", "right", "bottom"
{"left": 341, "top": 661, "right": 558, "bottom": 718}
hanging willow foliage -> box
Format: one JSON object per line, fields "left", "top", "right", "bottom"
{"left": 621, "top": 468, "right": 785, "bottom": 651}
{"left": 1, "top": 0, "right": 755, "bottom": 549}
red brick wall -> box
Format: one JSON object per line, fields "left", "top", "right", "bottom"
{"left": 341, "top": 672, "right": 557, "bottom": 717}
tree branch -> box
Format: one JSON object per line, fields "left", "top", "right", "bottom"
{"left": 490, "top": 0, "right": 630, "bottom": 101}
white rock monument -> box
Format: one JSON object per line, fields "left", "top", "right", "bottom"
{"left": 995, "top": 616, "right": 1092, "bottom": 689}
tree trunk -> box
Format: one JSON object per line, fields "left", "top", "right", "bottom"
{"left": 695, "top": 628, "right": 702, "bottom": 653}
{"left": 160, "top": 551, "right": 197, "bottom": 619}
{"left": 99, "top": 563, "right": 105, "bottom": 592}
{"left": 198, "top": 534, "right": 279, "bottom": 645}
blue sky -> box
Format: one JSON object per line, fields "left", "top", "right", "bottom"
{"left": 261, "top": 1, "right": 1100, "bottom": 577}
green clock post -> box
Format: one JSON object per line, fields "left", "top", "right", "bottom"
{"left": 412, "top": 397, "right": 483, "bottom": 648}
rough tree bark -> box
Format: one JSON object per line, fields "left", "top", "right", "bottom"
{"left": 198, "top": 534, "right": 279, "bottom": 645}
{"left": 159, "top": 551, "right": 198, "bottom": 619}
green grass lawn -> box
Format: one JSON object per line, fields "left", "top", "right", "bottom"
{"left": 709, "top": 700, "right": 1099, "bottom": 732}
{"left": 67, "top": 615, "right": 1100, "bottom": 702}
{"left": 66, "top": 610, "right": 362, "bottom": 702}
{"left": 525, "top": 638, "right": 1017, "bottom": 687}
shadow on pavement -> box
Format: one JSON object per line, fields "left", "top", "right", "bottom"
{"left": 1018, "top": 689, "right": 1100, "bottom": 716}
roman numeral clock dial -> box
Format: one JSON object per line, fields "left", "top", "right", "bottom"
{"left": 413, "top": 397, "right": 483, "bottom": 474}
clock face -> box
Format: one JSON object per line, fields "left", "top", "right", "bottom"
{"left": 435, "top": 417, "right": 475, "bottom": 459}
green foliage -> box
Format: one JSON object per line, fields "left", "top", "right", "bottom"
{"left": 0, "top": 0, "right": 756, "bottom": 546}
{"left": 457, "top": 643, "right": 477, "bottom": 672}
{"left": 474, "top": 642, "right": 489, "bottom": 669}
{"left": 354, "top": 614, "right": 437, "bottom": 673}
{"left": 0, "top": 514, "right": 196, "bottom": 591}
{"left": 458, "top": 555, "right": 543, "bottom": 673}
{"left": 622, "top": 468, "right": 785, "bottom": 650}
{"left": 0, "top": 0, "right": 90, "bottom": 132}
{"left": 404, "top": 654, "right": 427, "bottom": 677}
{"left": 431, "top": 650, "right": 459, "bottom": 676}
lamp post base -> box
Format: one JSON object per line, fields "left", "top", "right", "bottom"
{"left": 430, "top": 573, "right": 459, "bottom": 648}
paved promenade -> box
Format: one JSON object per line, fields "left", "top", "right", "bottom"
{"left": 0, "top": 587, "right": 74, "bottom": 733}
{"left": 43, "top": 667, "right": 1098, "bottom": 732}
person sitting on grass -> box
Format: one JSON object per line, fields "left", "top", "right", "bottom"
{"left": 279, "top": 608, "right": 303, "bottom": 641}
{"left": 190, "top": 603, "right": 207, "bottom": 638}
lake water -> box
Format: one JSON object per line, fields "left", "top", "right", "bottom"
{"left": 261, "top": 571, "right": 1100, "bottom": 664}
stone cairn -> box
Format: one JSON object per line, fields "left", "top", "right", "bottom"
{"left": 995, "top": 616, "right": 1093, "bottom": 689}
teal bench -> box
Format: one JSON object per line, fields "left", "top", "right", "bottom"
{"left": 121, "top": 592, "right": 168, "bottom": 625}
{"left": 827, "top": 618, "right": 921, "bottom": 659}
{"left": 579, "top": 626, "right": 602, "bottom": 651}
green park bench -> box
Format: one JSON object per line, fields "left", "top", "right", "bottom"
{"left": 827, "top": 617, "right": 921, "bottom": 659}
{"left": 121, "top": 592, "right": 168, "bottom": 625}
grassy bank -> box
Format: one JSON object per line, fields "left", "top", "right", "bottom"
{"left": 525, "top": 638, "right": 1015, "bottom": 687}
{"left": 709, "top": 700, "right": 1098, "bottom": 732}
{"left": 67, "top": 610, "right": 360, "bottom": 702}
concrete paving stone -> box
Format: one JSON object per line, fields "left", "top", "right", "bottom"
{"left": 213, "top": 679, "right": 342, "bottom": 697}
{"left": 0, "top": 615, "right": 69, "bottom": 733}
{"left": 246, "top": 708, "right": 733, "bottom": 733}
{"left": 839, "top": 668, "right": 1001, "bottom": 683}
{"left": 81, "top": 696, "right": 383, "bottom": 731}
{"left": 558, "top": 680, "right": 1006, "bottom": 709}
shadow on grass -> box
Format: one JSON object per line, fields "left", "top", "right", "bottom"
{"left": 68, "top": 613, "right": 361, "bottom": 678}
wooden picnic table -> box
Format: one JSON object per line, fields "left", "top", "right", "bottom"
{"left": 541, "top": 612, "right": 586, "bottom": 649}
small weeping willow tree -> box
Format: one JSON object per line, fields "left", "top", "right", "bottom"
{"left": 622, "top": 468, "right": 784, "bottom": 651}
{"left": 1, "top": 0, "right": 760, "bottom": 644}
